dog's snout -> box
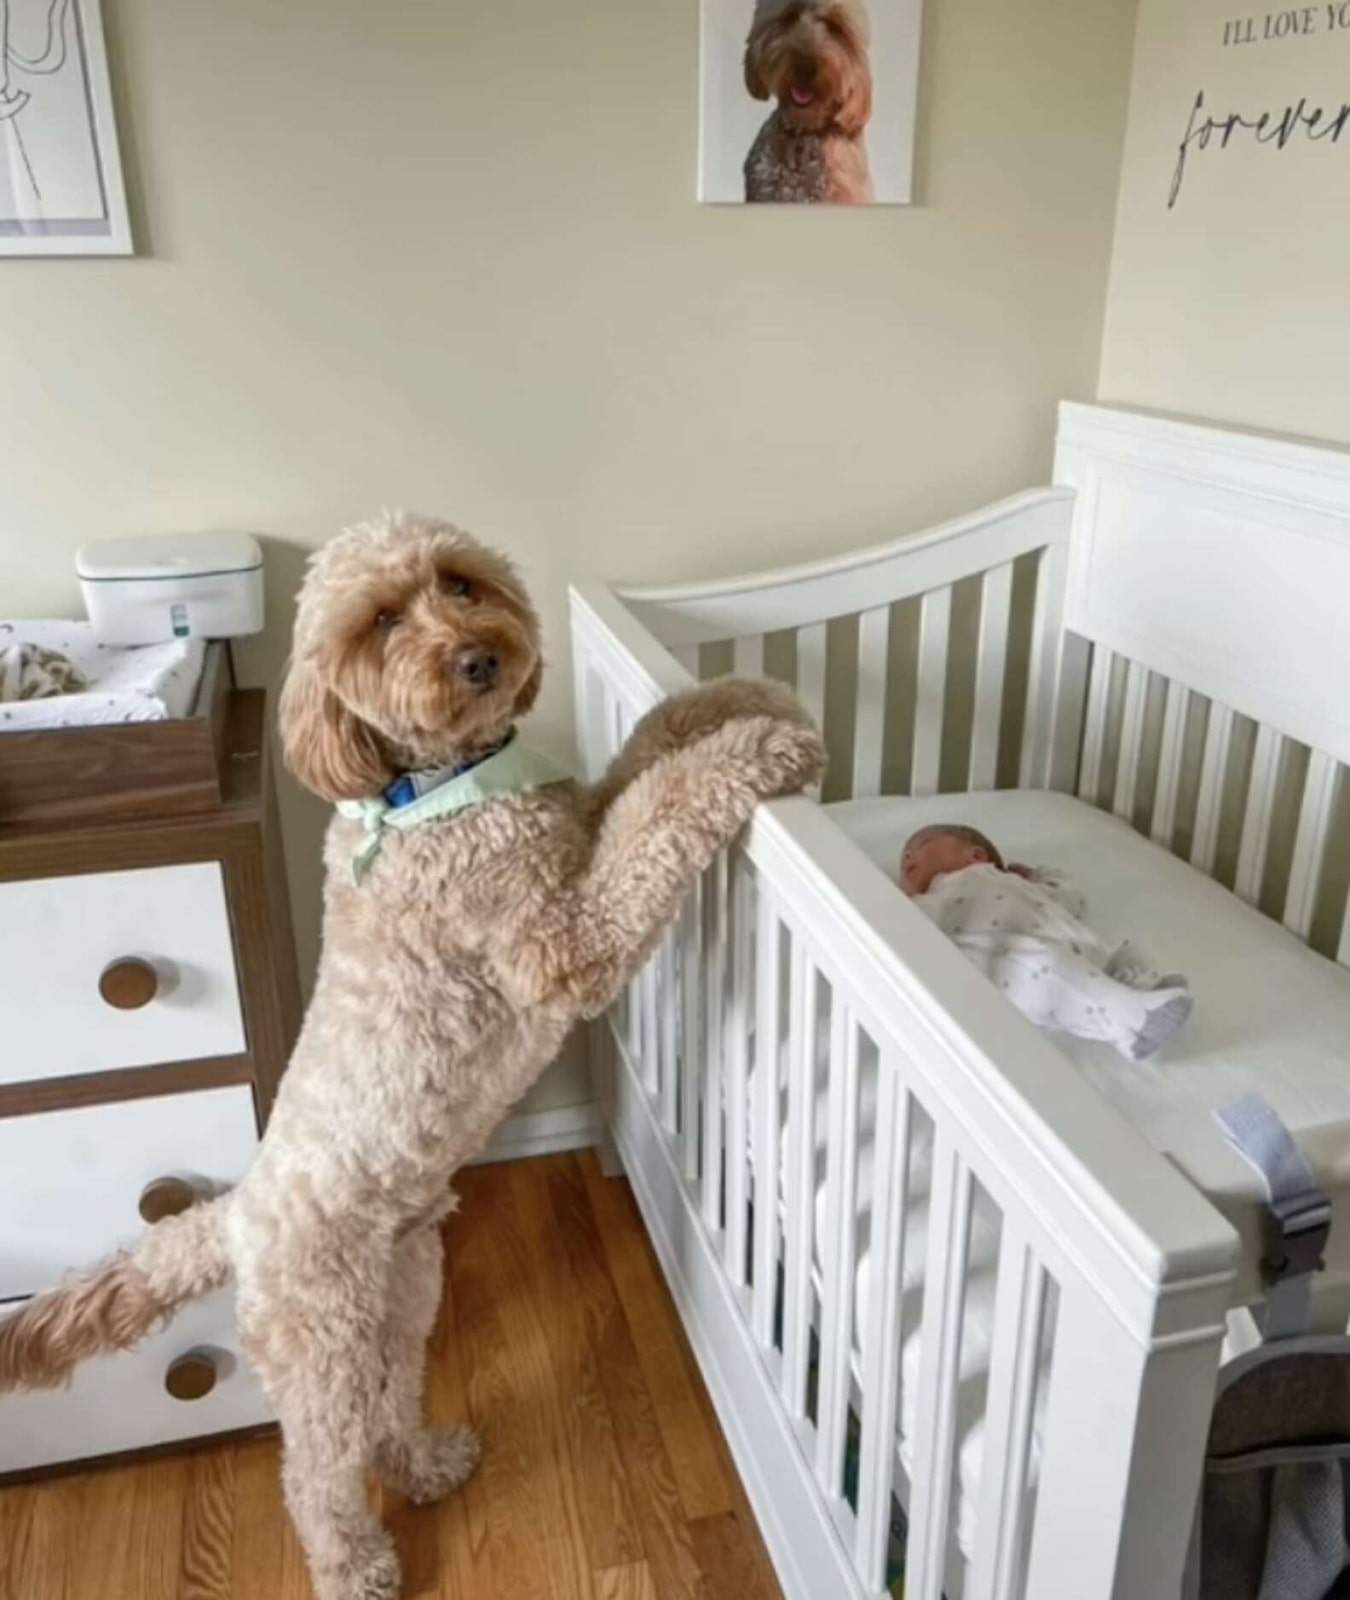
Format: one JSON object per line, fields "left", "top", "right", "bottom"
{"left": 454, "top": 648, "right": 500, "bottom": 689}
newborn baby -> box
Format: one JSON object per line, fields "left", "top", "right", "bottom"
{"left": 900, "top": 823, "right": 1192, "bottom": 1062}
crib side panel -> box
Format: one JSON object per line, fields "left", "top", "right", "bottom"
{"left": 572, "top": 578, "right": 1236, "bottom": 1600}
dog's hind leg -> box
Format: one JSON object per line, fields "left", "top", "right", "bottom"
{"left": 372, "top": 1220, "right": 479, "bottom": 1504}
{"left": 239, "top": 1261, "right": 402, "bottom": 1600}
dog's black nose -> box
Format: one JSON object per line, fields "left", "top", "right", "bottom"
{"left": 454, "top": 648, "right": 499, "bottom": 688}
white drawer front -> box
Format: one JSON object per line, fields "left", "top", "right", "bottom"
{"left": 0, "top": 1086, "right": 258, "bottom": 1301}
{"left": 0, "top": 1286, "right": 272, "bottom": 1473}
{"left": 0, "top": 862, "right": 246, "bottom": 1086}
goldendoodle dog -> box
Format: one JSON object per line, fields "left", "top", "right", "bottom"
{"left": 744, "top": 0, "right": 874, "bottom": 203}
{"left": 0, "top": 513, "right": 825, "bottom": 1600}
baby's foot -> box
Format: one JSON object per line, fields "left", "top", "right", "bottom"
{"left": 1127, "top": 988, "right": 1193, "bottom": 1061}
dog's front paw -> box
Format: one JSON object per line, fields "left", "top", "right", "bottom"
{"left": 659, "top": 677, "right": 809, "bottom": 745}
{"left": 312, "top": 1529, "right": 401, "bottom": 1600}
{"left": 700, "top": 712, "right": 825, "bottom": 800}
{"left": 380, "top": 1424, "right": 480, "bottom": 1505}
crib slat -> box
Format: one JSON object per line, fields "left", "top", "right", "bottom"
{"left": 659, "top": 931, "right": 679, "bottom": 1136}
{"left": 795, "top": 621, "right": 827, "bottom": 729}
{"left": 1285, "top": 750, "right": 1339, "bottom": 940}
{"left": 679, "top": 886, "right": 703, "bottom": 1184}
{"left": 733, "top": 635, "right": 765, "bottom": 678}
{"left": 1235, "top": 724, "right": 1282, "bottom": 905}
{"left": 752, "top": 893, "right": 784, "bottom": 1350}
{"left": 796, "top": 622, "right": 827, "bottom": 799}
{"left": 1076, "top": 646, "right": 1114, "bottom": 804}
{"left": 640, "top": 960, "right": 659, "bottom": 1098}
{"left": 1020, "top": 541, "right": 1068, "bottom": 789}
{"left": 912, "top": 587, "right": 952, "bottom": 798}
{"left": 780, "top": 941, "right": 819, "bottom": 1420}
{"left": 851, "top": 605, "right": 891, "bottom": 800}
{"left": 816, "top": 1000, "right": 861, "bottom": 1497}
{"left": 700, "top": 855, "right": 728, "bottom": 1233}
{"left": 1191, "top": 701, "right": 1235, "bottom": 876}
{"left": 724, "top": 856, "right": 754, "bottom": 1292}
{"left": 1151, "top": 681, "right": 1188, "bottom": 849}
{"left": 854, "top": 1061, "right": 913, "bottom": 1591}
{"left": 968, "top": 1222, "right": 1048, "bottom": 1600}
{"left": 970, "top": 562, "right": 1013, "bottom": 792}
{"left": 1111, "top": 662, "right": 1149, "bottom": 823}
{"left": 905, "top": 1129, "right": 974, "bottom": 1600}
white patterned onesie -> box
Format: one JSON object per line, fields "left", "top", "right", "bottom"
{"left": 914, "top": 863, "right": 1192, "bottom": 1062}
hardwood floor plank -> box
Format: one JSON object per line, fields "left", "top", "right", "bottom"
{"left": 1, "top": 1479, "right": 68, "bottom": 1600}
{"left": 595, "top": 1560, "right": 659, "bottom": 1600}
{"left": 509, "top": 1156, "right": 644, "bottom": 1572}
{"left": 182, "top": 1445, "right": 235, "bottom": 1600}
{"left": 448, "top": 1165, "right": 595, "bottom": 1600}
{"left": 65, "top": 1461, "right": 138, "bottom": 1600}
{"left": 553, "top": 1157, "right": 708, "bottom": 1600}
{"left": 688, "top": 1512, "right": 781, "bottom": 1600}
{"left": 579, "top": 1153, "right": 734, "bottom": 1523}
{"left": 128, "top": 1455, "right": 188, "bottom": 1599}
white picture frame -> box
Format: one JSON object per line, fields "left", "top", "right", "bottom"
{"left": 0, "top": 0, "right": 131, "bottom": 256}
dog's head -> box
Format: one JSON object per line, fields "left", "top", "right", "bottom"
{"left": 744, "top": 0, "right": 871, "bottom": 137}
{"left": 279, "top": 513, "right": 542, "bottom": 802}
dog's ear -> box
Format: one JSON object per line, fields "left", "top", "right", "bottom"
{"left": 278, "top": 655, "right": 391, "bottom": 802}
{"left": 834, "top": 13, "right": 872, "bottom": 136}
{"left": 743, "top": 26, "right": 771, "bottom": 100}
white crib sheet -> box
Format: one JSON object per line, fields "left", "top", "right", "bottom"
{"left": 826, "top": 789, "right": 1350, "bottom": 1267}
{"left": 746, "top": 789, "right": 1350, "bottom": 1561}
{"left": 0, "top": 621, "right": 207, "bottom": 731}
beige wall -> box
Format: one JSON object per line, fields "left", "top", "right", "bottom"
{"left": 1101, "top": 0, "right": 1350, "bottom": 443}
{"left": 1, "top": 0, "right": 1137, "bottom": 1109}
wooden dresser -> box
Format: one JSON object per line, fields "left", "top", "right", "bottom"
{"left": 0, "top": 651, "right": 301, "bottom": 1475}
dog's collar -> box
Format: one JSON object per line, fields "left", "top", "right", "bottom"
{"left": 380, "top": 735, "right": 512, "bottom": 810}
{"left": 335, "top": 730, "right": 570, "bottom": 884}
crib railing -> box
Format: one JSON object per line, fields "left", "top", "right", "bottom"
{"left": 618, "top": 490, "right": 1075, "bottom": 806}
{"left": 572, "top": 575, "right": 1239, "bottom": 1600}
{"left": 1072, "top": 641, "right": 1350, "bottom": 965}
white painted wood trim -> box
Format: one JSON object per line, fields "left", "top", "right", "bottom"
{"left": 617, "top": 491, "right": 1075, "bottom": 646}
{"left": 472, "top": 1101, "right": 602, "bottom": 1166}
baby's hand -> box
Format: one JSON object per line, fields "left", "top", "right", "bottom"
{"left": 1007, "top": 862, "right": 1034, "bottom": 879}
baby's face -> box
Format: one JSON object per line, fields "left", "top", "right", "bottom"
{"left": 900, "top": 831, "right": 993, "bottom": 896}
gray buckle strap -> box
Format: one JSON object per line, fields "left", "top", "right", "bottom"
{"left": 1214, "top": 1094, "right": 1331, "bottom": 1341}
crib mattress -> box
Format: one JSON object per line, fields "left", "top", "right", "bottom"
{"left": 0, "top": 621, "right": 207, "bottom": 731}
{"left": 827, "top": 788, "right": 1350, "bottom": 1267}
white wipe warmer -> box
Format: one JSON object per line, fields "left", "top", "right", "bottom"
{"left": 76, "top": 532, "right": 264, "bottom": 645}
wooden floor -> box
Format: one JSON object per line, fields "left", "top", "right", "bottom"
{"left": 0, "top": 1152, "right": 782, "bottom": 1600}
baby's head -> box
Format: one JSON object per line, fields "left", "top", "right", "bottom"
{"left": 900, "top": 823, "right": 1004, "bottom": 896}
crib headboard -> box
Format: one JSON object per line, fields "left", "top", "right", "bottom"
{"left": 1053, "top": 403, "right": 1350, "bottom": 961}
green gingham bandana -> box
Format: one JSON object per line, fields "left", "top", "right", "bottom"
{"left": 335, "top": 735, "right": 570, "bottom": 884}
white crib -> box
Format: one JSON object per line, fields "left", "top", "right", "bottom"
{"left": 569, "top": 403, "right": 1350, "bottom": 1600}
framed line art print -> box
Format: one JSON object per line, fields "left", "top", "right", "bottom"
{"left": 700, "top": 0, "right": 922, "bottom": 205}
{"left": 1, "top": 0, "right": 132, "bottom": 255}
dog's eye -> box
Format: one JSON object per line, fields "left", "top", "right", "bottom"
{"left": 440, "top": 574, "right": 471, "bottom": 599}
{"left": 373, "top": 609, "right": 401, "bottom": 634}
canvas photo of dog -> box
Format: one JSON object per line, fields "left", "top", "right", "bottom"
{"left": 699, "top": 0, "right": 921, "bottom": 205}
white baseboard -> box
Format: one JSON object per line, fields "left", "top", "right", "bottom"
{"left": 472, "top": 1100, "right": 602, "bottom": 1166}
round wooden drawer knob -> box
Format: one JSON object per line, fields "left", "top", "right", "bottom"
{"left": 138, "top": 1177, "right": 201, "bottom": 1225}
{"left": 165, "top": 1351, "right": 218, "bottom": 1403}
{"left": 99, "top": 957, "right": 159, "bottom": 1011}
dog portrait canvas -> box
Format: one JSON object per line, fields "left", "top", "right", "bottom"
{"left": 699, "top": 0, "right": 921, "bottom": 205}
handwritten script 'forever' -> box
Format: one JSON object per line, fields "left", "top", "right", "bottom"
{"left": 1170, "top": 89, "right": 1350, "bottom": 205}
